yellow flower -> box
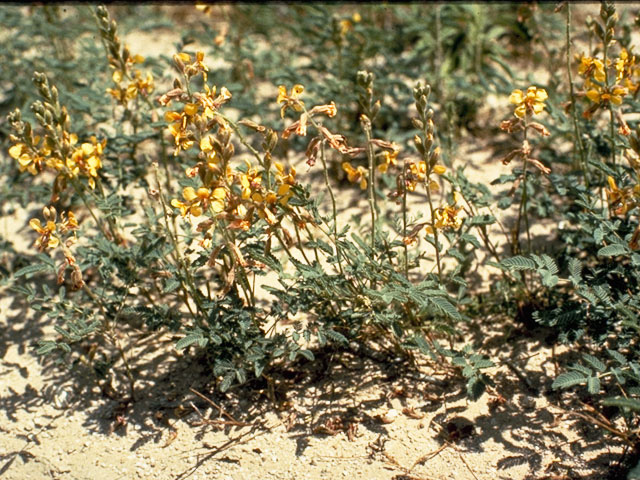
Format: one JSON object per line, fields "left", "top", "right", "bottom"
{"left": 509, "top": 86, "right": 548, "bottom": 118}
{"left": 277, "top": 84, "right": 305, "bottom": 118}
{"left": 274, "top": 162, "right": 297, "bottom": 206}
{"left": 194, "top": 51, "right": 209, "bottom": 82}
{"left": 29, "top": 218, "right": 59, "bottom": 251}
{"left": 434, "top": 204, "right": 463, "bottom": 230}
{"left": 133, "top": 70, "right": 154, "bottom": 97}
{"left": 184, "top": 103, "right": 198, "bottom": 116}
{"left": 171, "top": 186, "right": 224, "bottom": 217}
{"left": 9, "top": 139, "right": 50, "bottom": 175}
{"left": 585, "top": 82, "right": 628, "bottom": 105}
{"left": 405, "top": 161, "right": 426, "bottom": 192}
{"left": 377, "top": 149, "right": 399, "bottom": 173}
{"left": 425, "top": 204, "right": 463, "bottom": 234}
{"left": 340, "top": 19, "right": 353, "bottom": 36}
{"left": 112, "top": 70, "right": 123, "bottom": 84}
{"left": 194, "top": 84, "right": 232, "bottom": 120}
{"left": 404, "top": 160, "right": 444, "bottom": 192}
{"left": 605, "top": 176, "right": 638, "bottom": 215}
{"left": 614, "top": 49, "right": 640, "bottom": 87}
{"left": 211, "top": 187, "right": 227, "bottom": 213}
{"left": 165, "top": 106, "right": 196, "bottom": 154}
{"left": 578, "top": 56, "right": 606, "bottom": 83}
{"left": 66, "top": 137, "right": 105, "bottom": 189}
{"left": 342, "top": 162, "right": 368, "bottom": 190}
{"left": 174, "top": 52, "right": 191, "bottom": 69}
{"left": 229, "top": 204, "right": 251, "bottom": 231}
{"left": 433, "top": 164, "right": 446, "bottom": 175}
{"left": 238, "top": 163, "right": 263, "bottom": 200}
{"left": 61, "top": 211, "right": 79, "bottom": 233}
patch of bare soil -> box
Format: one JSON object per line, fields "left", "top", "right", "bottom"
{"left": 0, "top": 278, "right": 631, "bottom": 480}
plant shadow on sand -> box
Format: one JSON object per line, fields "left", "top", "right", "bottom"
{"left": 1, "top": 274, "right": 636, "bottom": 480}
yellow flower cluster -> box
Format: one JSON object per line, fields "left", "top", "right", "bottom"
{"left": 339, "top": 12, "right": 361, "bottom": 36}
{"left": 9, "top": 131, "right": 105, "bottom": 189}
{"left": 509, "top": 86, "right": 548, "bottom": 119}
{"left": 605, "top": 175, "right": 640, "bottom": 216}
{"left": 164, "top": 72, "right": 313, "bottom": 249}
{"left": 96, "top": 6, "right": 154, "bottom": 106}
{"left": 171, "top": 160, "right": 298, "bottom": 231}
{"left": 28, "top": 205, "right": 84, "bottom": 289}
{"left": 175, "top": 51, "right": 209, "bottom": 81}
{"left": 29, "top": 206, "right": 78, "bottom": 252}
{"left": 171, "top": 186, "right": 227, "bottom": 217}
{"left": 8, "top": 135, "right": 51, "bottom": 176}
{"left": 427, "top": 193, "right": 464, "bottom": 235}
{"left": 164, "top": 85, "right": 232, "bottom": 156}
{"left": 238, "top": 161, "right": 297, "bottom": 225}
{"left": 585, "top": 83, "right": 628, "bottom": 106}
{"left": 67, "top": 137, "right": 106, "bottom": 189}
{"left": 402, "top": 194, "right": 463, "bottom": 245}
{"left": 168, "top": 122, "right": 297, "bottom": 233}
{"left": 344, "top": 144, "right": 445, "bottom": 194}
{"left": 405, "top": 157, "right": 446, "bottom": 193}
{"left": 579, "top": 56, "right": 606, "bottom": 82}
{"left": 159, "top": 52, "right": 232, "bottom": 155}
{"left": 577, "top": 50, "right": 639, "bottom": 120}
{"left": 615, "top": 48, "right": 640, "bottom": 93}
{"left": 429, "top": 204, "right": 463, "bottom": 232}
{"left": 106, "top": 53, "right": 154, "bottom": 104}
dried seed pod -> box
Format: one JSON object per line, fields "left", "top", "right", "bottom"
{"left": 71, "top": 264, "right": 84, "bottom": 291}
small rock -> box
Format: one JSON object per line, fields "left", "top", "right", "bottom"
{"left": 380, "top": 409, "right": 399, "bottom": 424}
{"left": 52, "top": 385, "right": 74, "bottom": 409}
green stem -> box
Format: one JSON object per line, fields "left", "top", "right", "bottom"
{"left": 425, "top": 178, "right": 443, "bottom": 283}
{"left": 602, "top": 23, "right": 615, "bottom": 166}
{"left": 69, "top": 177, "right": 110, "bottom": 239}
{"left": 292, "top": 220, "right": 313, "bottom": 266}
{"left": 363, "top": 121, "right": 377, "bottom": 258}
{"left": 318, "top": 139, "right": 344, "bottom": 275}
{"left": 217, "top": 113, "right": 264, "bottom": 165}
{"left": 566, "top": 3, "right": 589, "bottom": 186}
{"left": 460, "top": 194, "right": 502, "bottom": 265}
{"left": 515, "top": 117, "right": 532, "bottom": 255}
{"left": 609, "top": 106, "right": 616, "bottom": 166}
{"left": 402, "top": 160, "right": 409, "bottom": 279}
{"left": 95, "top": 177, "right": 122, "bottom": 241}
{"left": 301, "top": 221, "right": 322, "bottom": 265}
{"left": 153, "top": 165, "right": 207, "bottom": 323}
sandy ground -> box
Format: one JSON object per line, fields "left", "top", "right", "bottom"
{"left": 0, "top": 277, "right": 628, "bottom": 480}
{"left": 2, "top": 4, "right": 638, "bottom": 480}
{"left": 0, "top": 132, "right": 628, "bottom": 480}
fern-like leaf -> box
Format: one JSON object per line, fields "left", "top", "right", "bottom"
{"left": 552, "top": 371, "right": 587, "bottom": 390}
{"left": 500, "top": 256, "right": 536, "bottom": 271}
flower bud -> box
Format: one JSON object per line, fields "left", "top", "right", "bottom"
{"left": 413, "top": 135, "right": 425, "bottom": 155}
{"left": 173, "top": 54, "right": 186, "bottom": 73}
{"left": 267, "top": 130, "right": 278, "bottom": 151}
{"left": 371, "top": 100, "right": 381, "bottom": 118}
{"left": 418, "top": 96, "right": 428, "bottom": 113}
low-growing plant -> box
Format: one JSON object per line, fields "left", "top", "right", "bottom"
{"left": 5, "top": 3, "right": 640, "bottom": 472}
{"left": 4, "top": 5, "right": 499, "bottom": 401}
